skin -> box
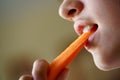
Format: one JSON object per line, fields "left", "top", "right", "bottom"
{"left": 19, "top": 59, "right": 69, "bottom": 80}
{"left": 59, "top": 0, "right": 120, "bottom": 71}
{"left": 19, "top": 0, "right": 120, "bottom": 80}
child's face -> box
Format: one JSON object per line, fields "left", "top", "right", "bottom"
{"left": 59, "top": 0, "right": 120, "bottom": 71}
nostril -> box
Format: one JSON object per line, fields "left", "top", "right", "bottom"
{"left": 59, "top": 1, "right": 84, "bottom": 21}
{"left": 68, "top": 9, "right": 77, "bottom": 16}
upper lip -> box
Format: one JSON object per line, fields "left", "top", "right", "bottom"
{"left": 73, "top": 19, "right": 94, "bottom": 35}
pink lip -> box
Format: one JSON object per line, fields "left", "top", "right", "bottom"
{"left": 74, "top": 20, "right": 98, "bottom": 49}
{"left": 74, "top": 20, "right": 94, "bottom": 35}
{"left": 85, "top": 31, "right": 96, "bottom": 49}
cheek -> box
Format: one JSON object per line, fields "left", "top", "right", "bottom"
{"left": 90, "top": 26, "right": 120, "bottom": 71}
{"left": 90, "top": 0, "right": 120, "bottom": 29}
{"left": 86, "top": 0, "right": 120, "bottom": 71}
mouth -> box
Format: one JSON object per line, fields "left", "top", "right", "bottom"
{"left": 74, "top": 22, "right": 98, "bottom": 35}
{"left": 74, "top": 22, "right": 98, "bottom": 49}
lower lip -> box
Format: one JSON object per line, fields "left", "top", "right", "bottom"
{"left": 85, "top": 30, "right": 96, "bottom": 49}
{"left": 85, "top": 25, "right": 98, "bottom": 49}
{"left": 75, "top": 23, "right": 98, "bottom": 49}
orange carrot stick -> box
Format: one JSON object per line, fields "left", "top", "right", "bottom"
{"left": 47, "top": 29, "right": 95, "bottom": 80}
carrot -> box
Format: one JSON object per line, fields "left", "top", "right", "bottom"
{"left": 47, "top": 29, "right": 95, "bottom": 80}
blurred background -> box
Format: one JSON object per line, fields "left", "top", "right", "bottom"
{"left": 0, "top": 0, "right": 120, "bottom": 80}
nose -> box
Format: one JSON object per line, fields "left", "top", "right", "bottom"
{"left": 59, "top": 0, "right": 84, "bottom": 21}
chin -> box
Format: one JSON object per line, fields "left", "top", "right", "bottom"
{"left": 95, "top": 62, "right": 120, "bottom": 71}
{"left": 92, "top": 54, "right": 120, "bottom": 71}
{"left": 95, "top": 62, "right": 116, "bottom": 71}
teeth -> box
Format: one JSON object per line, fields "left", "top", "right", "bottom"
{"left": 83, "top": 25, "right": 92, "bottom": 33}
